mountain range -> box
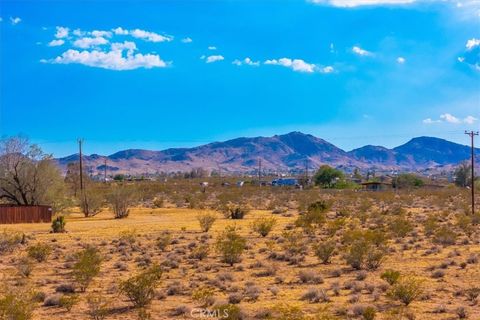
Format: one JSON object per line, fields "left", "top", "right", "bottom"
{"left": 56, "top": 132, "right": 479, "bottom": 175}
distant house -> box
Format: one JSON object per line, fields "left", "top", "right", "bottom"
{"left": 272, "top": 178, "right": 299, "bottom": 187}
{"left": 361, "top": 181, "right": 392, "bottom": 191}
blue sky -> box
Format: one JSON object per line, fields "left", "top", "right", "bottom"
{"left": 0, "top": 0, "right": 479, "bottom": 157}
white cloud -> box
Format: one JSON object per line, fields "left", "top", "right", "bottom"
{"left": 73, "top": 37, "right": 109, "bottom": 49}
{"left": 440, "top": 113, "right": 461, "bottom": 124}
{"left": 422, "top": 118, "right": 441, "bottom": 124}
{"left": 464, "top": 115, "right": 478, "bottom": 124}
{"left": 424, "top": 113, "right": 478, "bottom": 124}
{"left": 181, "top": 37, "right": 193, "bottom": 43}
{"left": 91, "top": 30, "right": 112, "bottom": 38}
{"left": 47, "top": 46, "right": 168, "bottom": 71}
{"left": 208, "top": 46, "right": 217, "bottom": 50}
{"left": 113, "top": 27, "right": 129, "bottom": 35}
{"left": 321, "top": 65, "right": 335, "bottom": 73}
{"left": 265, "top": 58, "right": 316, "bottom": 73}
{"left": 130, "top": 29, "right": 172, "bottom": 42}
{"left": 206, "top": 55, "right": 224, "bottom": 63}
{"left": 48, "top": 39, "right": 65, "bottom": 47}
{"left": 397, "top": 57, "right": 406, "bottom": 64}
{"left": 233, "top": 57, "right": 260, "bottom": 66}
{"left": 309, "top": 0, "right": 416, "bottom": 7}
{"left": 10, "top": 17, "right": 21, "bottom": 25}
{"left": 466, "top": 38, "right": 480, "bottom": 50}
{"left": 352, "top": 46, "right": 373, "bottom": 56}
{"left": 73, "top": 29, "right": 85, "bottom": 37}
{"left": 55, "top": 26, "right": 69, "bottom": 38}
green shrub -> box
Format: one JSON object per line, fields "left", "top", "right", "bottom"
{"left": 387, "top": 276, "right": 424, "bottom": 306}
{"left": 197, "top": 213, "right": 217, "bottom": 232}
{"left": 223, "top": 207, "right": 248, "bottom": 220}
{"left": 213, "top": 304, "right": 243, "bottom": 320}
{"left": 107, "top": 185, "right": 136, "bottom": 219}
{"left": 86, "top": 292, "right": 110, "bottom": 320}
{"left": 215, "top": 226, "right": 246, "bottom": 266}
{"left": 27, "top": 243, "right": 51, "bottom": 262}
{"left": 388, "top": 216, "right": 413, "bottom": 237}
{"left": 251, "top": 216, "right": 276, "bottom": 237}
{"left": 344, "top": 235, "right": 387, "bottom": 270}
{"left": 119, "top": 229, "right": 137, "bottom": 244}
{"left": 313, "top": 240, "right": 336, "bottom": 264}
{"left": 326, "top": 218, "right": 346, "bottom": 236}
{"left": 295, "top": 201, "right": 329, "bottom": 233}
{"left": 51, "top": 215, "right": 66, "bottom": 233}
{"left": 16, "top": 257, "right": 34, "bottom": 278}
{"left": 119, "top": 264, "right": 162, "bottom": 308}
{"left": 281, "top": 230, "right": 308, "bottom": 256}
{"left": 0, "top": 230, "right": 24, "bottom": 254}
{"left": 362, "top": 306, "right": 376, "bottom": 320}
{"left": 156, "top": 232, "right": 172, "bottom": 251}
{"left": 72, "top": 246, "right": 102, "bottom": 292}
{"left": 189, "top": 244, "right": 210, "bottom": 260}
{"left": 59, "top": 294, "right": 79, "bottom": 312}
{"left": 192, "top": 287, "right": 215, "bottom": 307}
{"left": 433, "top": 226, "right": 457, "bottom": 246}
{"left": 79, "top": 188, "right": 104, "bottom": 217}
{"left": 381, "top": 269, "right": 401, "bottom": 285}
{"left": 0, "top": 286, "right": 34, "bottom": 320}
{"left": 423, "top": 215, "right": 438, "bottom": 236}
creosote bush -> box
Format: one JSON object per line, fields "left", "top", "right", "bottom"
{"left": 156, "top": 232, "right": 172, "bottom": 251}
{"left": 120, "top": 264, "right": 163, "bottom": 308}
{"left": 313, "top": 240, "right": 336, "bottom": 264}
{"left": 0, "top": 286, "right": 34, "bottom": 320}
{"left": 197, "top": 213, "right": 217, "bottom": 232}
{"left": 295, "top": 201, "right": 329, "bottom": 233}
{"left": 251, "top": 216, "right": 276, "bottom": 237}
{"left": 381, "top": 270, "right": 401, "bottom": 286}
{"left": 0, "top": 230, "right": 24, "bottom": 254}
{"left": 27, "top": 243, "right": 51, "bottom": 262}
{"left": 72, "top": 246, "right": 102, "bottom": 292}
{"left": 86, "top": 292, "right": 110, "bottom": 320}
{"left": 387, "top": 276, "right": 424, "bottom": 306}
{"left": 192, "top": 286, "right": 215, "bottom": 307}
{"left": 107, "top": 185, "right": 136, "bottom": 219}
{"left": 216, "top": 225, "right": 247, "bottom": 266}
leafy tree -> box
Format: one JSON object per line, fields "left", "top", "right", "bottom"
{"left": 393, "top": 173, "right": 424, "bottom": 189}
{"left": 454, "top": 161, "right": 471, "bottom": 188}
{"left": 0, "top": 136, "right": 66, "bottom": 208}
{"left": 107, "top": 185, "right": 136, "bottom": 219}
{"left": 313, "top": 165, "right": 344, "bottom": 188}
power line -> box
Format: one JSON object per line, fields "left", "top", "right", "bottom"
{"left": 465, "top": 130, "right": 479, "bottom": 216}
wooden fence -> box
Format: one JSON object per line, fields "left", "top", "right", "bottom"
{"left": 0, "top": 205, "right": 53, "bottom": 224}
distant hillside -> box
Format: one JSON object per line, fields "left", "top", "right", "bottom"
{"left": 56, "top": 132, "right": 479, "bottom": 174}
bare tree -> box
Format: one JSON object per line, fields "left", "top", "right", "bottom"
{"left": 0, "top": 136, "right": 65, "bottom": 206}
{"left": 454, "top": 161, "right": 471, "bottom": 188}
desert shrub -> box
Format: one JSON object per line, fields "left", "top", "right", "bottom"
{"left": 271, "top": 303, "right": 305, "bottom": 320}
{"left": 0, "top": 286, "right": 34, "bottom": 320}
{"left": 16, "top": 256, "right": 34, "bottom": 278}
{"left": 344, "top": 239, "right": 386, "bottom": 270}
{"left": 152, "top": 197, "right": 164, "bottom": 208}
{"left": 107, "top": 185, "right": 136, "bottom": 219}
{"left": 423, "top": 215, "right": 438, "bottom": 236}
{"left": 197, "top": 213, "right": 217, "bottom": 232}
{"left": 59, "top": 294, "right": 79, "bottom": 312}
{"left": 79, "top": 187, "right": 104, "bottom": 217}
{"left": 465, "top": 287, "right": 480, "bottom": 302}
{"left": 156, "top": 232, "right": 172, "bottom": 251}
{"left": 119, "top": 264, "right": 162, "bottom": 308}
{"left": 313, "top": 240, "right": 336, "bottom": 264}
{"left": 298, "top": 270, "right": 323, "bottom": 284}
{"left": 326, "top": 218, "right": 347, "bottom": 236}
{"left": 381, "top": 270, "right": 401, "bottom": 285}
{"left": 295, "top": 201, "right": 329, "bottom": 233}
{"left": 189, "top": 244, "right": 210, "bottom": 260}
{"left": 213, "top": 304, "right": 243, "bottom": 320}
{"left": 51, "top": 215, "right": 66, "bottom": 233}
{"left": 362, "top": 306, "right": 376, "bottom": 320}
{"left": 27, "top": 243, "right": 51, "bottom": 262}
{"left": 72, "top": 246, "right": 102, "bottom": 292}
{"left": 192, "top": 287, "right": 215, "bottom": 307}
{"left": 301, "top": 287, "right": 330, "bottom": 303}
{"left": 251, "top": 216, "right": 276, "bottom": 237}
{"left": 226, "top": 207, "right": 248, "bottom": 220}
{"left": 456, "top": 214, "right": 473, "bottom": 235}
{"left": 433, "top": 226, "right": 457, "bottom": 246}
{"left": 388, "top": 216, "right": 413, "bottom": 238}
{"left": 119, "top": 229, "right": 138, "bottom": 244}
{"left": 86, "top": 292, "right": 110, "bottom": 320}
{"left": 216, "top": 226, "right": 246, "bottom": 266}
{"left": 387, "top": 276, "right": 424, "bottom": 306}
{"left": 281, "top": 230, "right": 308, "bottom": 256}
{"left": 0, "top": 230, "right": 24, "bottom": 254}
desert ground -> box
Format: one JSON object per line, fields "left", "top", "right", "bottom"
{"left": 1, "top": 184, "right": 479, "bottom": 320}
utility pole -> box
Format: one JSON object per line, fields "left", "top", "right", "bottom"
{"left": 305, "top": 159, "right": 309, "bottom": 184}
{"left": 258, "top": 158, "right": 262, "bottom": 186}
{"left": 465, "top": 131, "right": 479, "bottom": 216}
{"left": 104, "top": 158, "right": 107, "bottom": 183}
{"left": 78, "top": 139, "right": 84, "bottom": 191}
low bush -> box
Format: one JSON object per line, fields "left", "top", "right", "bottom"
{"left": 189, "top": 244, "right": 210, "bottom": 260}
{"left": 51, "top": 215, "right": 66, "bottom": 233}
{"left": 72, "top": 246, "right": 102, "bottom": 292}
{"left": 86, "top": 292, "right": 110, "bottom": 320}
{"left": 59, "top": 294, "right": 79, "bottom": 312}
{"left": 120, "top": 264, "right": 163, "bottom": 308}
{"left": 16, "top": 257, "right": 34, "bottom": 278}
{"left": 433, "top": 226, "right": 457, "bottom": 246}
{"left": 156, "top": 232, "right": 172, "bottom": 251}
{"left": 192, "top": 287, "right": 215, "bottom": 307}
{"left": 0, "top": 286, "right": 34, "bottom": 320}
{"left": 27, "top": 243, "right": 51, "bottom": 262}
{"left": 381, "top": 270, "right": 401, "bottom": 286}
{"left": 216, "top": 226, "right": 246, "bottom": 266}
{"left": 313, "top": 240, "right": 336, "bottom": 264}
{"left": 197, "top": 213, "right": 217, "bottom": 232}
{"left": 0, "top": 230, "right": 24, "bottom": 254}
{"left": 251, "top": 216, "right": 276, "bottom": 237}
{"left": 387, "top": 276, "right": 424, "bottom": 306}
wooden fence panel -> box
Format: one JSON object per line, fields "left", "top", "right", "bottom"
{"left": 0, "top": 205, "right": 52, "bottom": 224}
